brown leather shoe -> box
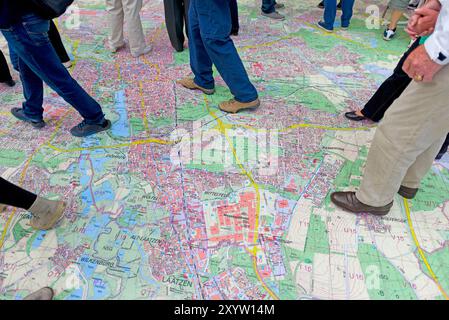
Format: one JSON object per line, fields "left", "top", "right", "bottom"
{"left": 398, "top": 185, "right": 419, "bottom": 199}
{"left": 330, "top": 191, "right": 393, "bottom": 216}
{"left": 24, "top": 287, "right": 54, "bottom": 300}
{"left": 176, "top": 77, "right": 215, "bottom": 95}
{"left": 219, "top": 98, "right": 260, "bottom": 114}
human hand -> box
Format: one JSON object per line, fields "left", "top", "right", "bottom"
{"left": 405, "top": 8, "right": 439, "bottom": 38}
{"left": 403, "top": 44, "right": 443, "bottom": 82}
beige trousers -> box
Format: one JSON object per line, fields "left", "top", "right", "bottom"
{"left": 356, "top": 65, "right": 449, "bottom": 207}
{"left": 106, "top": 0, "right": 146, "bottom": 55}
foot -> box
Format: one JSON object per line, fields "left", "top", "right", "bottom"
{"left": 11, "top": 108, "right": 46, "bottom": 129}
{"left": 344, "top": 110, "right": 366, "bottom": 121}
{"left": 331, "top": 191, "right": 393, "bottom": 216}
{"left": 131, "top": 45, "right": 152, "bottom": 58}
{"left": 70, "top": 119, "right": 111, "bottom": 137}
{"left": 317, "top": 1, "right": 324, "bottom": 8}
{"left": 1, "top": 79, "right": 16, "bottom": 87}
{"left": 177, "top": 77, "right": 215, "bottom": 95}
{"left": 341, "top": 24, "right": 349, "bottom": 30}
{"left": 28, "top": 197, "right": 66, "bottom": 231}
{"left": 398, "top": 185, "right": 419, "bottom": 199}
{"left": 275, "top": 3, "right": 285, "bottom": 9}
{"left": 219, "top": 98, "right": 260, "bottom": 114}
{"left": 24, "top": 287, "right": 54, "bottom": 300}
{"left": 63, "top": 61, "right": 73, "bottom": 69}
{"left": 108, "top": 41, "right": 127, "bottom": 53}
{"left": 261, "top": 11, "right": 285, "bottom": 20}
{"left": 317, "top": 21, "right": 333, "bottom": 32}
{"left": 230, "top": 29, "right": 239, "bottom": 36}
{"left": 383, "top": 28, "right": 396, "bottom": 41}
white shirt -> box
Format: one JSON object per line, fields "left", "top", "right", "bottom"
{"left": 425, "top": 0, "right": 449, "bottom": 65}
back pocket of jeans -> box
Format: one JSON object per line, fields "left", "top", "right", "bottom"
{"left": 23, "top": 20, "right": 50, "bottom": 46}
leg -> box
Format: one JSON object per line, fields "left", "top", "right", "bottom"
{"left": 18, "top": 57, "right": 45, "bottom": 121}
{"left": 48, "top": 20, "right": 71, "bottom": 63}
{"left": 105, "top": 0, "right": 125, "bottom": 49}
{"left": 164, "top": 0, "right": 186, "bottom": 52}
{"left": 356, "top": 66, "right": 449, "bottom": 206}
{"left": 261, "top": 0, "right": 276, "bottom": 13}
{"left": 122, "top": 0, "right": 147, "bottom": 55}
{"left": 323, "top": 0, "right": 337, "bottom": 30}
{"left": 1, "top": 15, "right": 105, "bottom": 124}
{"left": 401, "top": 137, "right": 446, "bottom": 188}
{"left": 8, "top": 43, "right": 19, "bottom": 71}
{"left": 361, "top": 39, "right": 419, "bottom": 121}
{"left": 340, "top": 0, "right": 355, "bottom": 28}
{"left": 0, "top": 177, "right": 37, "bottom": 210}
{"left": 230, "top": 0, "right": 239, "bottom": 34}
{"left": 197, "top": 0, "right": 258, "bottom": 102}
{"left": 188, "top": 0, "right": 214, "bottom": 90}
{"left": 0, "top": 49, "right": 13, "bottom": 82}
{"left": 388, "top": 9, "right": 404, "bottom": 30}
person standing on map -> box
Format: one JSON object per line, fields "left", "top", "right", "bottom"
{"left": 177, "top": 0, "right": 260, "bottom": 113}
{"left": 106, "top": 0, "right": 152, "bottom": 58}
{"left": 331, "top": 0, "right": 449, "bottom": 215}
{"left": 261, "top": 0, "right": 286, "bottom": 20}
{"left": 0, "top": 0, "right": 112, "bottom": 137}
{"left": 0, "top": 48, "right": 15, "bottom": 87}
{"left": 163, "top": 0, "right": 190, "bottom": 52}
{"left": 0, "top": 177, "right": 66, "bottom": 230}
{"left": 317, "top": 0, "right": 355, "bottom": 32}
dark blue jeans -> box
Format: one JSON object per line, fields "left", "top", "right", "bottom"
{"left": 188, "top": 0, "right": 258, "bottom": 103}
{"left": 261, "top": 0, "right": 277, "bottom": 14}
{"left": 323, "top": 0, "right": 355, "bottom": 30}
{"left": 0, "top": 14, "right": 105, "bottom": 124}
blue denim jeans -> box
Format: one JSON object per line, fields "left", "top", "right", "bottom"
{"left": 261, "top": 0, "right": 277, "bottom": 14}
{"left": 0, "top": 14, "right": 105, "bottom": 124}
{"left": 188, "top": 0, "right": 258, "bottom": 103}
{"left": 323, "top": 0, "right": 355, "bottom": 30}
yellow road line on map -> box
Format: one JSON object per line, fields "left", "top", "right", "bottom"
{"left": 0, "top": 114, "right": 69, "bottom": 250}
{"left": 281, "top": 123, "right": 373, "bottom": 132}
{"left": 203, "top": 96, "right": 279, "bottom": 300}
{"left": 403, "top": 198, "right": 449, "bottom": 300}
{"left": 138, "top": 81, "right": 151, "bottom": 133}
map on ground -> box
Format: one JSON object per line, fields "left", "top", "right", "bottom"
{"left": 0, "top": 0, "right": 448, "bottom": 300}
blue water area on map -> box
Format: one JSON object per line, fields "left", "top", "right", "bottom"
{"left": 111, "top": 90, "right": 130, "bottom": 138}
{"left": 370, "top": 38, "right": 378, "bottom": 48}
{"left": 67, "top": 287, "right": 84, "bottom": 300}
{"left": 363, "top": 64, "right": 392, "bottom": 78}
{"left": 84, "top": 214, "right": 111, "bottom": 241}
{"left": 92, "top": 277, "right": 110, "bottom": 299}
{"left": 31, "top": 230, "right": 47, "bottom": 249}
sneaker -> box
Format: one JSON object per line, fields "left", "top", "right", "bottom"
{"left": 24, "top": 287, "right": 54, "bottom": 300}
{"left": 275, "top": 3, "right": 285, "bottom": 9}
{"left": 261, "top": 11, "right": 286, "bottom": 20}
{"left": 70, "top": 119, "right": 111, "bottom": 137}
{"left": 63, "top": 61, "right": 73, "bottom": 69}
{"left": 177, "top": 77, "right": 215, "bottom": 95}
{"left": 11, "top": 108, "right": 46, "bottom": 129}
{"left": 28, "top": 197, "right": 67, "bottom": 230}
{"left": 317, "top": 21, "right": 333, "bottom": 32}
{"left": 1, "top": 79, "right": 16, "bottom": 87}
{"left": 341, "top": 24, "right": 349, "bottom": 30}
{"left": 219, "top": 98, "right": 260, "bottom": 114}
{"left": 131, "top": 45, "right": 152, "bottom": 58}
{"left": 383, "top": 28, "right": 396, "bottom": 41}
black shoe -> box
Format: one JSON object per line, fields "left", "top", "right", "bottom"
{"left": 331, "top": 191, "right": 393, "bottom": 216}
{"left": 70, "top": 119, "right": 111, "bottom": 137}
{"left": 398, "top": 185, "right": 419, "bottom": 199}
{"left": 317, "top": 1, "right": 324, "bottom": 8}
{"left": 230, "top": 29, "right": 239, "bottom": 36}
{"left": 11, "top": 107, "right": 46, "bottom": 128}
{"left": 337, "top": 1, "right": 342, "bottom": 10}
{"left": 345, "top": 111, "right": 366, "bottom": 121}
{"left": 436, "top": 152, "right": 446, "bottom": 160}
{"left": 1, "top": 79, "right": 16, "bottom": 87}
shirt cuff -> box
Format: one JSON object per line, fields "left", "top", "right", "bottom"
{"left": 425, "top": 36, "right": 449, "bottom": 65}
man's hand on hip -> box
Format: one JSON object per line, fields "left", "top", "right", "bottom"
{"left": 403, "top": 44, "right": 443, "bottom": 82}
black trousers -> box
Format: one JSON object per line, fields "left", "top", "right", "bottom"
{"left": 0, "top": 49, "right": 13, "bottom": 82}
{"left": 164, "top": 0, "right": 190, "bottom": 52}
{"left": 439, "top": 134, "right": 449, "bottom": 156}
{"left": 361, "top": 39, "right": 420, "bottom": 122}
{"left": 49, "top": 20, "right": 70, "bottom": 63}
{"left": 230, "top": 0, "right": 239, "bottom": 34}
{"left": 0, "top": 177, "right": 37, "bottom": 210}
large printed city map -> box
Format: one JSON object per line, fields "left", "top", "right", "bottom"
{"left": 0, "top": 0, "right": 448, "bottom": 300}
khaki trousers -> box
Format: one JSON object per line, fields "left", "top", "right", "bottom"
{"left": 106, "top": 0, "right": 146, "bottom": 55}
{"left": 356, "top": 65, "right": 449, "bottom": 207}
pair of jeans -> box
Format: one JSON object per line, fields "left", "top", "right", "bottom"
{"left": 0, "top": 177, "right": 37, "bottom": 210}
{"left": 188, "top": 0, "right": 258, "bottom": 103}
{"left": 0, "top": 49, "right": 12, "bottom": 82}
{"left": 323, "top": 0, "right": 355, "bottom": 29}
{"left": 361, "top": 39, "right": 419, "bottom": 122}
{"left": 1, "top": 13, "right": 105, "bottom": 124}
{"left": 261, "top": 0, "right": 277, "bottom": 14}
